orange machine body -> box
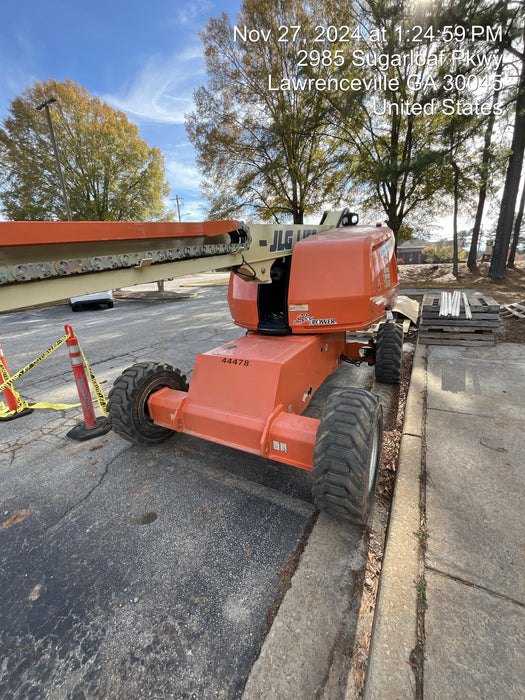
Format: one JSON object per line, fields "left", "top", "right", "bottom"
{"left": 148, "top": 225, "right": 397, "bottom": 470}
{"left": 228, "top": 225, "right": 398, "bottom": 334}
{"left": 148, "top": 332, "right": 352, "bottom": 470}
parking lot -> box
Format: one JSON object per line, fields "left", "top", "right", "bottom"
{"left": 1, "top": 281, "right": 377, "bottom": 698}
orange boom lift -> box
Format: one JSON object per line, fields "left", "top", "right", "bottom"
{"left": 0, "top": 210, "right": 402, "bottom": 523}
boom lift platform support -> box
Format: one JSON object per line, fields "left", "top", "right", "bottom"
{"left": 0, "top": 209, "right": 402, "bottom": 524}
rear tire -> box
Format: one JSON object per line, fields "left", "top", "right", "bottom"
{"left": 312, "top": 388, "right": 383, "bottom": 524}
{"left": 108, "top": 362, "right": 188, "bottom": 445}
{"left": 374, "top": 322, "right": 403, "bottom": 384}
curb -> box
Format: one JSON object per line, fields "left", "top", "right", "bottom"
{"left": 243, "top": 372, "right": 395, "bottom": 699}
{"left": 242, "top": 513, "right": 366, "bottom": 699}
{"left": 363, "top": 343, "right": 427, "bottom": 699}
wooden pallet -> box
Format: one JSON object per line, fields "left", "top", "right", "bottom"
{"left": 421, "top": 292, "right": 500, "bottom": 317}
{"left": 501, "top": 302, "right": 525, "bottom": 320}
{"left": 419, "top": 331, "right": 496, "bottom": 346}
{"left": 419, "top": 292, "right": 500, "bottom": 345}
{"left": 420, "top": 319, "right": 500, "bottom": 329}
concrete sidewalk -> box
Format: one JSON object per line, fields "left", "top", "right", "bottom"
{"left": 365, "top": 342, "right": 525, "bottom": 699}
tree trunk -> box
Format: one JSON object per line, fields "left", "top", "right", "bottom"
{"left": 489, "top": 47, "right": 525, "bottom": 279}
{"left": 508, "top": 178, "right": 525, "bottom": 268}
{"left": 452, "top": 162, "right": 460, "bottom": 277}
{"left": 468, "top": 58, "right": 504, "bottom": 269}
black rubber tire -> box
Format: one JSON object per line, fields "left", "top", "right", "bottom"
{"left": 108, "top": 362, "right": 188, "bottom": 445}
{"left": 374, "top": 322, "right": 403, "bottom": 385}
{"left": 312, "top": 388, "right": 383, "bottom": 524}
{"left": 107, "top": 301, "right": 114, "bottom": 309}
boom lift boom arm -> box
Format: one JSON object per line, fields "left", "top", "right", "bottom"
{"left": 0, "top": 210, "right": 348, "bottom": 312}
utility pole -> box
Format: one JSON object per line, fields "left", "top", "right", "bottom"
{"left": 36, "top": 97, "right": 72, "bottom": 221}
{"left": 171, "top": 195, "right": 183, "bottom": 222}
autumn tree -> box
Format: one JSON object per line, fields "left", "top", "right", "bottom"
{"left": 442, "top": 0, "right": 525, "bottom": 269}
{"left": 423, "top": 243, "right": 467, "bottom": 263}
{"left": 320, "top": 0, "right": 458, "bottom": 242}
{"left": 427, "top": 0, "right": 510, "bottom": 269}
{"left": 0, "top": 79, "right": 170, "bottom": 221}
{"left": 186, "top": 0, "right": 349, "bottom": 224}
{"left": 321, "top": 0, "right": 515, "bottom": 249}
{"left": 431, "top": 5, "right": 498, "bottom": 276}
{"left": 489, "top": 1, "right": 525, "bottom": 278}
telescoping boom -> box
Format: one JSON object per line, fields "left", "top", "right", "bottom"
{"left": 0, "top": 209, "right": 352, "bottom": 312}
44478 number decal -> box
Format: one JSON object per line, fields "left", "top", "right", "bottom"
{"left": 221, "top": 357, "right": 250, "bottom": 367}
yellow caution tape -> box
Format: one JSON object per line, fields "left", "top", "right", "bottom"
{"left": 0, "top": 399, "right": 82, "bottom": 419}
{"left": 0, "top": 332, "right": 109, "bottom": 418}
{"left": 0, "top": 334, "right": 69, "bottom": 393}
{"left": 79, "top": 345, "right": 108, "bottom": 416}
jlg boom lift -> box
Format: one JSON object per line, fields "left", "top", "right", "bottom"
{"left": 0, "top": 209, "right": 403, "bottom": 524}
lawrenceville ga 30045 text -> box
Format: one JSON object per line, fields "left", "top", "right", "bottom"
{"left": 268, "top": 74, "right": 503, "bottom": 102}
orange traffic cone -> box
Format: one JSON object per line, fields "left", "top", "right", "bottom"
{"left": 0, "top": 344, "right": 33, "bottom": 421}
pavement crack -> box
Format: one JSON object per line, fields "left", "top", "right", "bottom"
{"left": 428, "top": 406, "right": 524, "bottom": 424}
{"left": 52, "top": 463, "right": 110, "bottom": 524}
{"left": 425, "top": 566, "right": 525, "bottom": 608}
{"left": 23, "top": 446, "right": 131, "bottom": 556}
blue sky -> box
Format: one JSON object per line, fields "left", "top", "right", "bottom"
{"left": 0, "top": 0, "right": 241, "bottom": 220}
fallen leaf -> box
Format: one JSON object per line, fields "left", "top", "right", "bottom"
{"left": 3, "top": 509, "right": 29, "bottom": 528}
{"left": 355, "top": 666, "right": 365, "bottom": 688}
{"left": 29, "top": 584, "right": 42, "bottom": 601}
{"left": 202, "top": 507, "right": 211, "bottom": 517}
{"left": 245, "top": 548, "right": 252, "bottom": 560}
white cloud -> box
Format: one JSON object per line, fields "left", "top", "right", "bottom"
{"left": 168, "top": 0, "right": 214, "bottom": 26}
{"left": 103, "top": 45, "right": 205, "bottom": 125}
{"left": 166, "top": 158, "right": 201, "bottom": 191}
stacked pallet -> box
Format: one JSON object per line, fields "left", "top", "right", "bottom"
{"left": 419, "top": 292, "right": 501, "bottom": 346}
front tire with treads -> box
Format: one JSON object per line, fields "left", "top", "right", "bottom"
{"left": 312, "top": 388, "right": 383, "bottom": 524}
{"left": 374, "top": 321, "right": 403, "bottom": 385}
{"left": 108, "top": 362, "right": 188, "bottom": 445}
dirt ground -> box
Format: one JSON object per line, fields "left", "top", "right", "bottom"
{"left": 398, "top": 261, "right": 525, "bottom": 344}
{"left": 398, "top": 260, "right": 525, "bottom": 300}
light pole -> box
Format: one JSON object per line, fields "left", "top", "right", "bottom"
{"left": 36, "top": 97, "right": 72, "bottom": 221}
